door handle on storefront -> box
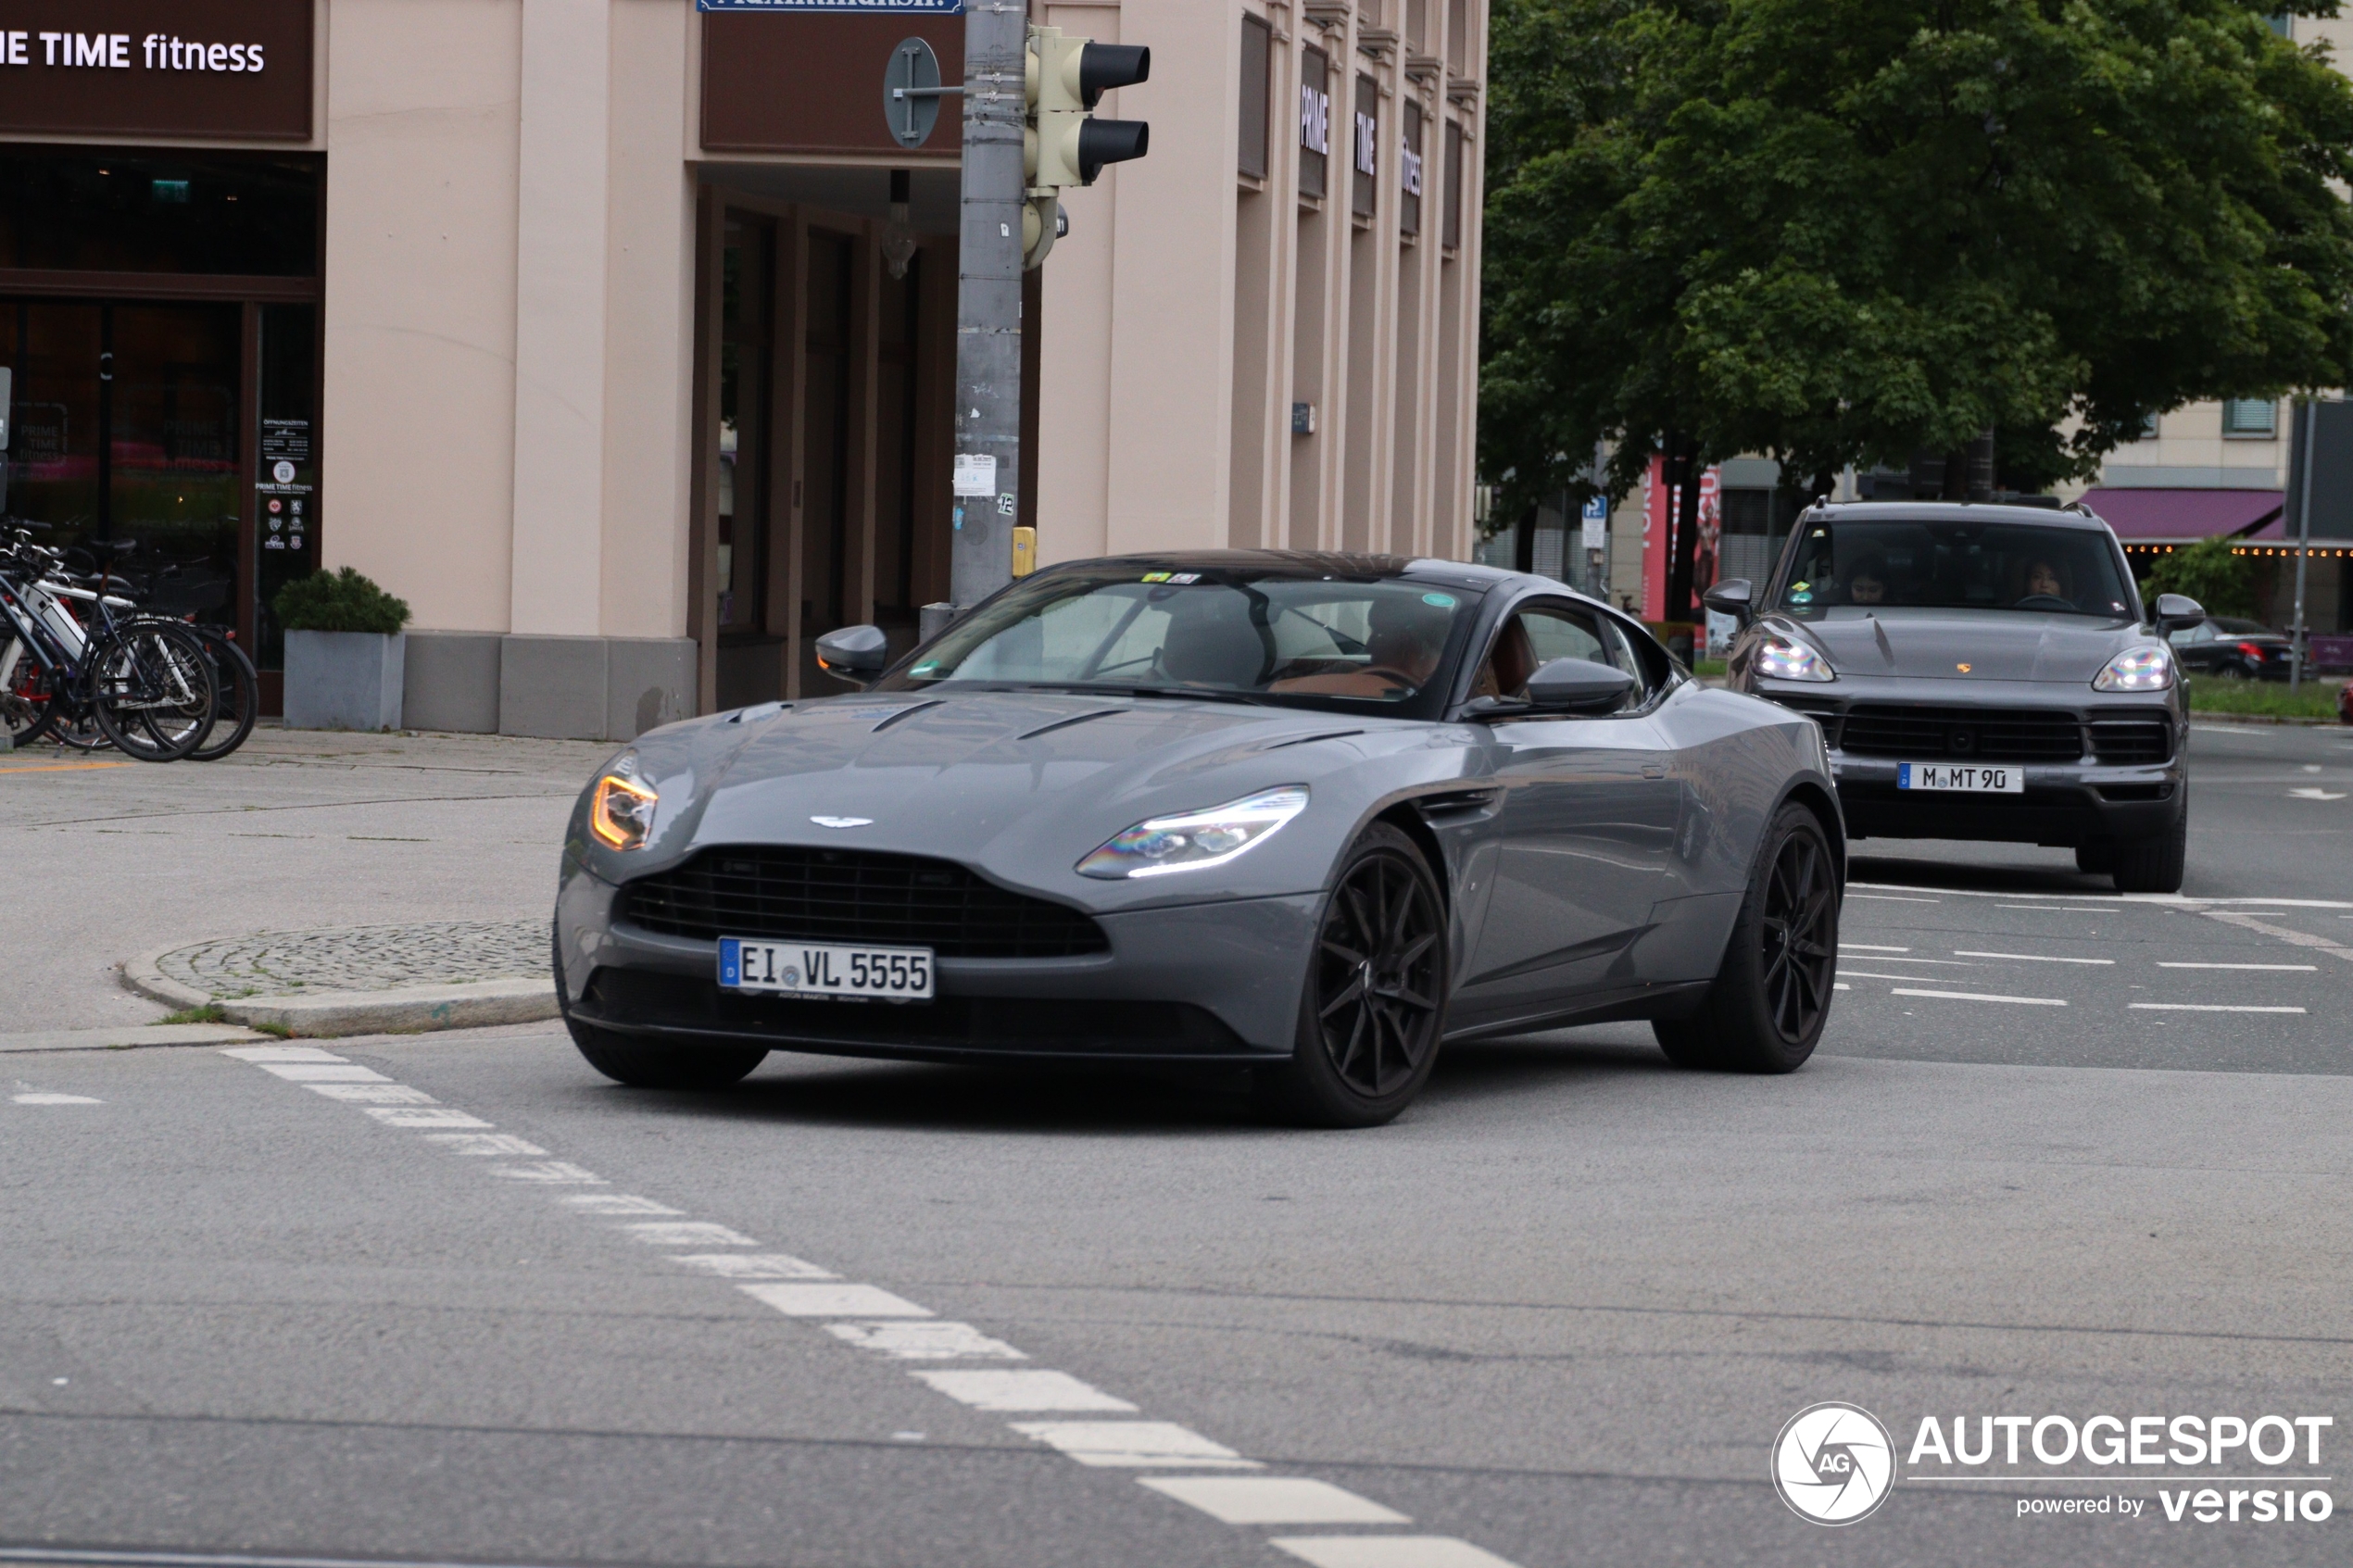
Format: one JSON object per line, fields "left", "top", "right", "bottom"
{"left": 97, "top": 351, "right": 113, "bottom": 383}
{"left": 1642, "top": 763, "right": 1667, "bottom": 780}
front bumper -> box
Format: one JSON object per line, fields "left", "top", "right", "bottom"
{"left": 1826, "top": 755, "right": 2182, "bottom": 846}
{"left": 555, "top": 864, "right": 1316, "bottom": 1064}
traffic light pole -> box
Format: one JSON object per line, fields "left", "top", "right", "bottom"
{"left": 949, "top": 1, "right": 1028, "bottom": 611}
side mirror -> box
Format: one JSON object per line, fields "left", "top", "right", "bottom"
{"left": 1525, "top": 657, "right": 1638, "bottom": 714}
{"left": 2152, "top": 593, "right": 2204, "bottom": 633}
{"left": 814, "top": 623, "right": 890, "bottom": 687}
{"left": 1702, "top": 578, "right": 1755, "bottom": 624}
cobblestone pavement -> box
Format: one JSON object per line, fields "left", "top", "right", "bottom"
{"left": 155, "top": 919, "right": 548, "bottom": 998}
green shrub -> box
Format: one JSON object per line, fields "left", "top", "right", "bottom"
{"left": 274, "top": 567, "right": 410, "bottom": 634}
{"left": 2184, "top": 674, "right": 2344, "bottom": 720}
{"left": 2141, "top": 536, "right": 2255, "bottom": 620}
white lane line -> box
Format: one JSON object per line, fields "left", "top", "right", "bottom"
{"left": 2129, "top": 1003, "right": 2308, "bottom": 1014}
{"left": 912, "top": 1369, "right": 1138, "bottom": 1412}
{"left": 258, "top": 1063, "right": 390, "bottom": 1083}
{"left": 2201, "top": 908, "right": 2353, "bottom": 965}
{"left": 12, "top": 1092, "right": 103, "bottom": 1105}
{"left": 2158, "top": 961, "right": 2318, "bottom": 971}
{"left": 1848, "top": 893, "right": 1939, "bottom": 903}
{"left": 220, "top": 1046, "right": 346, "bottom": 1062}
{"left": 306, "top": 1084, "right": 436, "bottom": 1104}
{"left": 1840, "top": 969, "right": 1961, "bottom": 982}
{"left": 1891, "top": 988, "right": 2068, "bottom": 1007}
{"left": 1953, "top": 950, "right": 2115, "bottom": 965}
{"left": 1141, "top": 1476, "right": 1410, "bottom": 1525}
{"left": 825, "top": 1321, "right": 1025, "bottom": 1360}
{"left": 1855, "top": 884, "right": 2353, "bottom": 909}
{"left": 1272, "top": 1538, "right": 1524, "bottom": 1568}
{"left": 1842, "top": 956, "right": 1975, "bottom": 966}
{"left": 1011, "top": 1420, "right": 1260, "bottom": 1469}
{"left": 561, "top": 1194, "right": 683, "bottom": 1216}
{"left": 672, "top": 1252, "right": 836, "bottom": 1280}
{"left": 1840, "top": 944, "right": 1911, "bottom": 953}
{"left": 424, "top": 1133, "right": 547, "bottom": 1157}
{"left": 2288, "top": 788, "right": 2347, "bottom": 800}
{"left": 1996, "top": 906, "right": 2111, "bottom": 915}
{"left": 621, "top": 1221, "right": 757, "bottom": 1247}
{"left": 1833, "top": 983, "right": 1850, "bottom": 991}
{"left": 738, "top": 1281, "right": 932, "bottom": 1318}
{"left": 364, "top": 1106, "right": 491, "bottom": 1128}
{"left": 484, "top": 1160, "right": 605, "bottom": 1185}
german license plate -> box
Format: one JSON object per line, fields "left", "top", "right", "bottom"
{"left": 718, "top": 937, "right": 935, "bottom": 1001}
{"left": 1898, "top": 762, "right": 2022, "bottom": 793}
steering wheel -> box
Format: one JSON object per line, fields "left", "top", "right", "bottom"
{"left": 2013, "top": 594, "right": 2074, "bottom": 611}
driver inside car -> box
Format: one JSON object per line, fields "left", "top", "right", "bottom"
{"left": 2017, "top": 555, "right": 2075, "bottom": 608}
{"left": 1843, "top": 555, "right": 1892, "bottom": 606}
{"left": 1270, "top": 595, "right": 1453, "bottom": 698}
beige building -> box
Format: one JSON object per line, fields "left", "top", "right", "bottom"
{"left": 0, "top": 0, "right": 1486, "bottom": 736}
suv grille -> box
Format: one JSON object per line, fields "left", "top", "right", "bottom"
{"left": 620, "top": 847, "right": 1110, "bottom": 959}
{"left": 2090, "top": 716, "right": 2173, "bottom": 765}
{"left": 1839, "top": 706, "right": 2084, "bottom": 762}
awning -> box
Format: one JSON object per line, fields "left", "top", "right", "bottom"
{"left": 2079, "top": 487, "right": 2284, "bottom": 541}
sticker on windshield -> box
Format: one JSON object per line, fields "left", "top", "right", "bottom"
{"left": 1791, "top": 582, "right": 1809, "bottom": 593}
{"left": 1167, "top": 572, "right": 1202, "bottom": 584}
{"left": 1790, "top": 591, "right": 1813, "bottom": 605}
{"left": 1421, "top": 592, "right": 1457, "bottom": 608}
{"left": 1139, "top": 571, "right": 1172, "bottom": 583}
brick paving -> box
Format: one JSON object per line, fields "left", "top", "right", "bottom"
{"left": 157, "top": 919, "right": 547, "bottom": 998}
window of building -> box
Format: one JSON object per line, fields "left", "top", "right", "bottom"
{"left": 1442, "top": 119, "right": 1465, "bottom": 250}
{"left": 2129, "top": 412, "right": 2158, "bottom": 442}
{"left": 1300, "top": 47, "right": 1331, "bottom": 201}
{"left": 2267, "top": 13, "right": 2293, "bottom": 38}
{"left": 1353, "top": 74, "right": 1378, "bottom": 220}
{"left": 1400, "top": 103, "right": 1425, "bottom": 237}
{"left": 2221, "top": 398, "right": 2278, "bottom": 439}
{"left": 0, "top": 148, "right": 321, "bottom": 275}
{"left": 1448, "top": 0, "right": 1468, "bottom": 70}
{"left": 717, "top": 214, "right": 774, "bottom": 636}
{"left": 1239, "top": 14, "right": 1272, "bottom": 182}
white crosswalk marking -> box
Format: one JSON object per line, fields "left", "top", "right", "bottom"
{"left": 1010, "top": 1421, "right": 1259, "bottom": 1468}
{"left": 824, "top": 1321, "right": 1024, "bottom": 1360}
{"left": 671, "top": 1253, "right": 836, "bottom": 1280}
{"left": 1271, "top": 1537, "right": 1525, "bottom": 1568}
{"left": 738, "top": 1281, "right": 931, "bottom": 1318}
{"left": 1141, "top": 1476, "right": 1411, "bottom": 1525}
{"left": 912, "top": 1370, "right": 1136, "bottom": 1411}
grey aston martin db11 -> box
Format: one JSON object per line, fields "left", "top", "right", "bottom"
{"left": 1712, "top": 502, "right": 2198, "bottom": 893}
{"left": 553, "top": 552, "right": 1843, "bottom": 1125}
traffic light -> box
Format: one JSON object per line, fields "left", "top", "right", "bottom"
{"left": 1022, "top": 26, "right": 1151, "bottom": 269}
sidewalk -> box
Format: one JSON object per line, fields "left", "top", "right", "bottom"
{"left": 0, "top": 726, "right": 612, "bottom": 1035}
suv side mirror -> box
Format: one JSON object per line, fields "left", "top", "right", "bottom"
{"left": 814, "top": 623, "right": 891, "bottom": 686}
{"left": 1525, "top": 657, "right": 1637, "bottom": 714}
{"left": 1701, "top": 578, "right": 1755, "bottom": 624}
{"left": 2152, "top": 593, "right": 2204, "bottom": 633}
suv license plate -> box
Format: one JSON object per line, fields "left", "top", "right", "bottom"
{"left": 719, "top": 937, "right": 935, "bottom": 1001}
{"left": 1898, "top": 763, "right": 2022, "bottom": 794}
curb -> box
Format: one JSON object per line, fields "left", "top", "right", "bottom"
{"left": 121, "top": 947, "right": 558, "bottom": 1039}
{"left": 0, "top": 1023, "right": 271, "bottom": 1055}
{"left": 2187, "top": 711, "right": 2347, "bottom": 728}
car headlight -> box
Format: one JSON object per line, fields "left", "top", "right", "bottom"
{"left": 1076, "top": 785, "right": 1310, "bottom": 879}
{"left": 2094, "top": 645, "right": 2174, "bottom": 692}
{"left": 1755, "top": 632, "right": 1835, "bottom": 683}
{"left": 589, "top": 769, "right": 659, "bottom": 850}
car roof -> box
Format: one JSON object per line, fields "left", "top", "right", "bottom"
{"left": 1806, "top": 501, "right": 2115, "bottom": 533}
{"left": 1053, "top": 549, "right": 1585, "bottom": 602}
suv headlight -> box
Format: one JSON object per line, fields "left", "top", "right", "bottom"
{"left": 1077, "top": 786, "right": 1310, "bottom": 879}
{"left": 2094, "top": 645, "right": 2173, "bottom": 692}
{"left": 1755, "top": 632, "right": 1835, "bottom": 683}
{"left": 590, "top": 770, "right": 659, "bottom": 849}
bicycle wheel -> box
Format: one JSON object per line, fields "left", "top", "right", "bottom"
{"left": 89, "top": 622, "right": 217, "bottom": 762}
{"left": 1, "top": 635, "right": 66, "bottom": 748}
{"left": 185, "top": 628, "right": 258, "bottom": 762}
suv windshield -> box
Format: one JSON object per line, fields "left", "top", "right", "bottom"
{"left": 1773, "top": 520, "right": 2136, "bottom": 620}
{"left": 878, "top": 566, "right": 1477, "bottom": 707}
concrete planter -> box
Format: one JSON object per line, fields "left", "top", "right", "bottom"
{"left": 283, "top": 630, "right": 407, "bottom": 732}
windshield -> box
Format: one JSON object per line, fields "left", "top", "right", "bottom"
{"left": 1772, "top": 520, "right": 2136, "bottom": 620}
{"left": 877, "top": 567, "right": 1477, "bottom": 707}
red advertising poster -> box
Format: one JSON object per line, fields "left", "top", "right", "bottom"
{"left": 1640, "top": 458, "right": 1722, "bottom": 621}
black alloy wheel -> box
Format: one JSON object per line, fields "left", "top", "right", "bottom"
{"left": 1257, "top": 822, "right": 1449, "bottom": 1127}
{"left": 1655, "top": 803, "right": 1840, "bottom": 1073}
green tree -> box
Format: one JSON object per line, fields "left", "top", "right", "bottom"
{"left": 2142, "top": 534, "right": 2258, "bottom": 618}
{"left": 1482, "top": 0, "right": 2353, "bottom": 541}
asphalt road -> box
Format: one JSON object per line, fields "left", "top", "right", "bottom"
{"left": 3, "top": 721, "right": 2348, "bottom": 1568}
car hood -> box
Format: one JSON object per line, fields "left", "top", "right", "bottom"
{"left": 1780, "top": 609, "right": 2143, "bottom": 682}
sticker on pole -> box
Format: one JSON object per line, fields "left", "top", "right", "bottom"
{"left": 952, "top": 454, "right": 998, "bottom": 497}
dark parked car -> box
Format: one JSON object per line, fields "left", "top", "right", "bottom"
{"left": 2167, "top": 616, "right": 2295, "bottom": 681}
{"left": 556, "top": 552, "right": 1845, "bottom": 1126}
{"left": 1711, "top": 502, "right": 2198, "bottom": 893}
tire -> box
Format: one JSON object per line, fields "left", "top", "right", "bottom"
{"left": 185, "top": 628, "right": 259, "bottom": 762}
{"left": 1254, "top": 822, "right": 1449, "bottom": 1128}
{"left": 553, "top": 927, "right": 768, "bottom": 1089}
{"left": 90, "top": 622, "right": 216, "bottom": 762}
{"left": 2074, "top": 840, "right": 2117, "bottom": 876}
{"left": 1653, "top": 803, "right": 1839, "bottom": 1073}
{"left": 2, "top": 640, "right": 65, "bottom": 748}
{"left": 2109, "top": 803, "right": 2187, "bottom": 895}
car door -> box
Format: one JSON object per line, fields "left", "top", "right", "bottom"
{"left": 1454, "top": 600, "right": 1682, "bottom": 1023}
{"left": 2167, "top": 620, "right": 2216, "bottom": 674}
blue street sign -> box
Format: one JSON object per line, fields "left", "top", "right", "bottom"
{"left": 697, "top": 1, "right": 963, "bottom": 11}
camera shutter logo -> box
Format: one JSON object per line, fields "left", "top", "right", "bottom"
{"left": 1772, "top": 1401, "right": 1896, "bottom": 1524}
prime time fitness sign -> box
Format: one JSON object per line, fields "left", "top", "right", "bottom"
{"left": 0, "top": 0, "right": 311, "bottom": 141}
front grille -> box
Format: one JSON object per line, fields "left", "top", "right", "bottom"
{"left": 620, "top": 846, "right": 1110, "bottom": 958}
{"left": 1839, "top": 705, "right": 2083, "bottom": 762}
{"left": 1768, "top": 695, "right": 1845, "bottom": 748}
{"left": 2090, "top": 716, "right": 2173, "bottom": 765}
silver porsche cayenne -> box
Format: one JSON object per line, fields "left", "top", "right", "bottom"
{"left": 553, "top": 551, "right": 1843, "bottom": 1125}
